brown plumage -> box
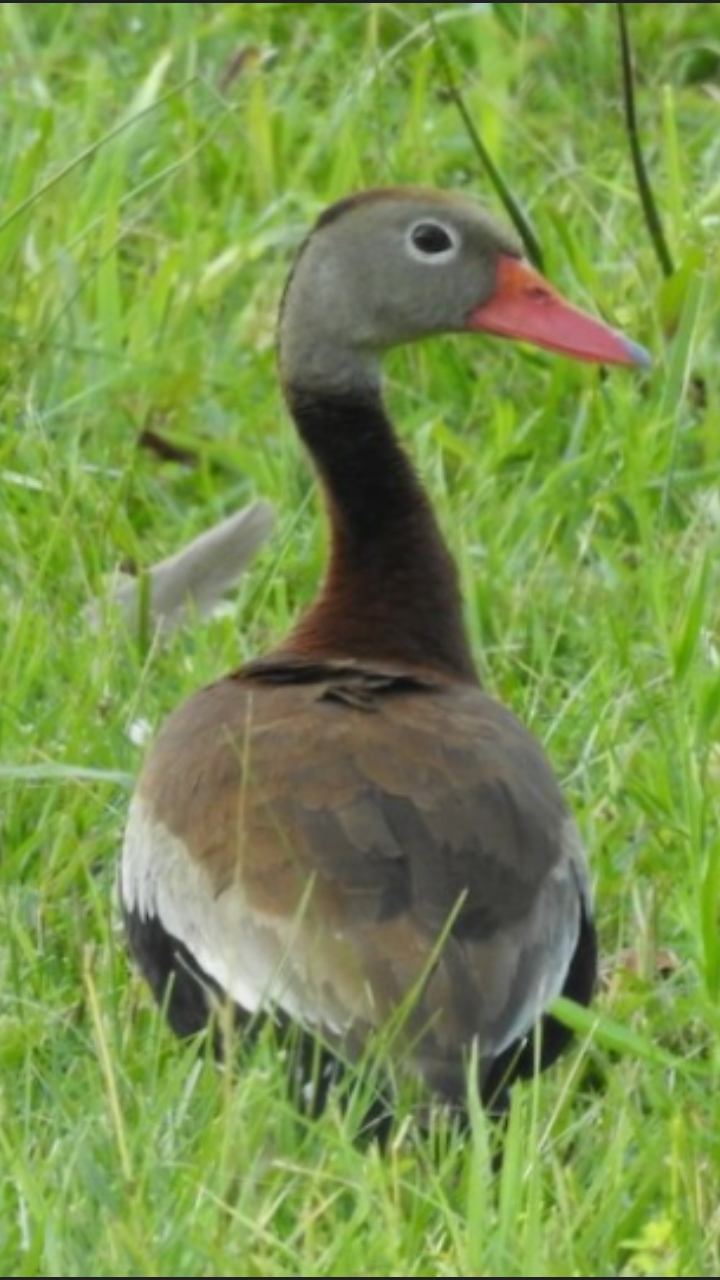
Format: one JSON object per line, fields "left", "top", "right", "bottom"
{"left": 121, "top": 188, "right": 648, "bottom": 1122}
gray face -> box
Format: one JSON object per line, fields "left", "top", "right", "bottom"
{"left": 278, "top": 189, "right": 522, "bottom": 393}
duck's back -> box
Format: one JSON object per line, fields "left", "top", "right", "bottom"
{"left": 121, "top": 655, "right": 594, "bottom": 1105}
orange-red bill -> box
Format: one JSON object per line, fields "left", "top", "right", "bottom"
{"left": 467, "top": 255, "right": 651, "bottom": 369}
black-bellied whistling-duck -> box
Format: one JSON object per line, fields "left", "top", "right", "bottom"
{"left": 121, "top": 189, "right": 649, "bottom": 1119}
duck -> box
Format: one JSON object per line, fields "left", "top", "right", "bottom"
{"left": 120, "top": 188, "right": 649, "bottom": 1121}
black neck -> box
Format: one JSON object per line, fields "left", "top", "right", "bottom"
{"left": 282, "top": 383, "right": 477, "bottom": 682}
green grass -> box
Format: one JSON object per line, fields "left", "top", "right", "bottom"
{"left": 1, "top": 2, "right": 719, "bottom": 1274}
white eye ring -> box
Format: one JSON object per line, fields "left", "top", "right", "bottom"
{"left": 406, "top": 220, "right": 459, "bottom": 264}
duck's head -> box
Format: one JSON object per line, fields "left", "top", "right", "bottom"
{"left": 279, "top": 187, "right": 650, "bottom": 394}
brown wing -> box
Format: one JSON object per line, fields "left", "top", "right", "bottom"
{"left": 122, "top": 659, "right": 590, "bottom": 1101}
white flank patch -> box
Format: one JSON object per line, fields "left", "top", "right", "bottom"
{"left": 121, "top": 795, "right": 359, "bottom": 1034}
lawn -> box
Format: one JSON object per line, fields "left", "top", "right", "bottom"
{"left": 1, "top": 3, "right": 719, "bottom": 1275}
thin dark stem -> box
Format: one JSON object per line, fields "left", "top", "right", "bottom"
{"left": 618, "top": 2, "right": 675, "bottom": 279}
{"left": 430, "top": 13, "right": 544, "bottom": 272}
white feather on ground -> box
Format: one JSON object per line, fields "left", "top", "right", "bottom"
{"left": 86, "top": 500, "right": 275, "bottom": 636}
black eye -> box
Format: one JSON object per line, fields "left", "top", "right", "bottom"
{"left": 410, "top": 222, "right": 455, "bottom": 256}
